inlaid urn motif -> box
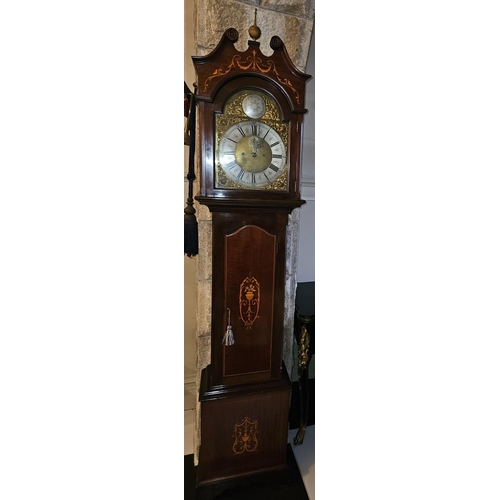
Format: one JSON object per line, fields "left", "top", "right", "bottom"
{"left": 239, "top": 275, "right": 260, "bottom": 328}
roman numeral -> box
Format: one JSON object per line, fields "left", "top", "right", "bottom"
{"left": 226, "top": 160, "right": 238, "bottom": 170}
{"left": 269, "top": 141, "right": 279, "bottom": 148}
{"left": 272, "top": 154, "right": 282, "bottom": 159}
{"left": 251, "top": 173, "right": 256, "bottom": 184}
{"left": 251, "top": 123, "right": 259, "bottom": 136}
{"left": 237, "top": 169, "right": 245, "bottom": 180}
{"left": 269, "top": 163, "right": 279, "bottom": 173}
{"left": 236, "top": 125, "right": 246, "bottom": 137}
{"left": 223, "top": 151, "right": 235, "bottom": 156}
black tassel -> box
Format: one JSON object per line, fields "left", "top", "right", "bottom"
{"left": 184, "top": 82, "right": 198, "bottom": 257}
{"left": 184, "top": 201, "right": 198, "bottom": 258}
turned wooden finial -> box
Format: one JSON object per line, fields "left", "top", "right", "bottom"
{"left": 248, "top": 9, "right": 261, "bottom": 41}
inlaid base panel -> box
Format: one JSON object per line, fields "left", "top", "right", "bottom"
{"left": 197, "top": 368, "right": 291, "bottom": 488}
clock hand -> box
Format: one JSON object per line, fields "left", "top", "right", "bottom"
{"left": 249, "top": 137, "right": 263, "bottom": 157}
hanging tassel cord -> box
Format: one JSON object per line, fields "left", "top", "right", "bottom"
{"left": 223, "top": 308, "right": 235, "bottom": 346}
{"left": 184, "top": 83, "right": 199, "bottom": 257}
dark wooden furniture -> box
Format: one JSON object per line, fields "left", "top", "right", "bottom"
{"left": 185, "top": 445, "right": 309, "bottom": 500}
{"left": 293, "top": 281, "right": 315, "bottom": 445}
{"left": 191, "top": 18, "right": 311, "bottom": 499}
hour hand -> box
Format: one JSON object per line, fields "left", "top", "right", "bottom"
{"left": 249, "top": 137, "right": 263, "bottom": 156}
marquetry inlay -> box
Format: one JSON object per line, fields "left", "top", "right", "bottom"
{"left": 239, "top": 275, "right": 260, "bottom": 328}
{"left": 232, "top": 416, "right": 259, "bottom": 454}
{"left": 203, "top": 49, "right": 301, "bottom": 105}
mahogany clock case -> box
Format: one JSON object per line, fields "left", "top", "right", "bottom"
{"left": 191, "top": 26, "right": 311, "bottom": 497}
{"left": 196, "top": 205, "right": 295, "bottom": 488}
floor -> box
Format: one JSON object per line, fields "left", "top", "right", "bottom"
{"left": 184, "top": 409, "right": 315, "bottom": 500}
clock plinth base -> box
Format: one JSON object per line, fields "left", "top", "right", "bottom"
{"left": 195, "top": 462, "right": 290, "bottom": 500}
{"left": 196, "top": 364, "right": 292, "bottom": 498}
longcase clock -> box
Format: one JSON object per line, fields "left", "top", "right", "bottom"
{"left": 192, "top": 17, "right": 311, "bottom": 498}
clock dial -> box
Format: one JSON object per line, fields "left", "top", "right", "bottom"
{"left": 218, "top": 120, "right": 287, "bottom": 188}
{"left": 242, "top": 93, "right": 266, "bottom": 119}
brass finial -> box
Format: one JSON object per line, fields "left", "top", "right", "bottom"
{"left": 248, "top": 9, "right": 261, "bottom": 41}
